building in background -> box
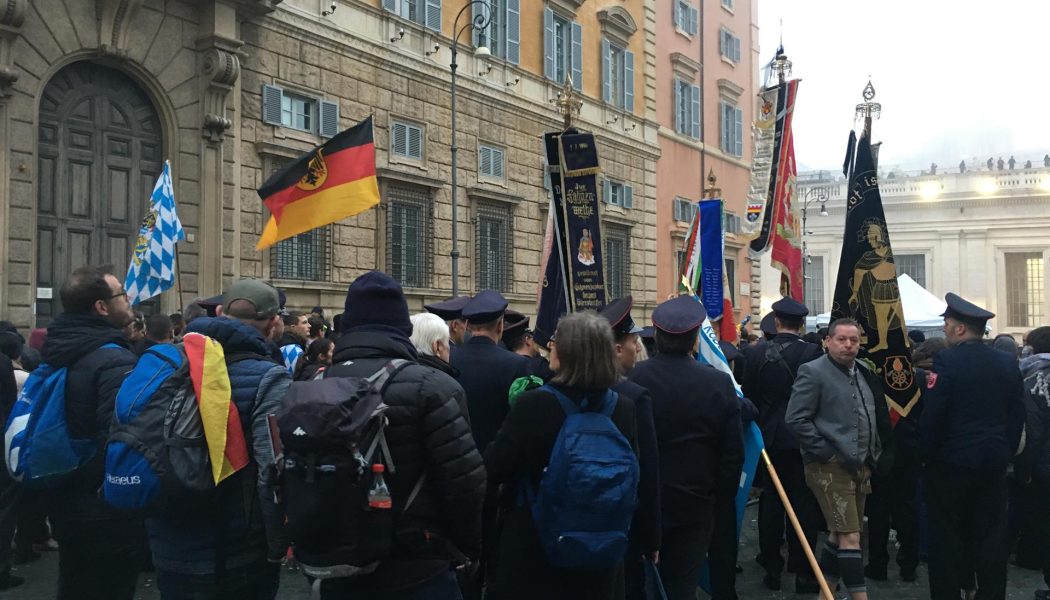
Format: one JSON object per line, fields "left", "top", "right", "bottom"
{"left": 761, "top": 161, "right": 1050, "bottom": 336}
{"left": 654, "top": 0, "right": 761, "bottom": 323}
{"left": 0, "top": 0, "right": 660, "bottom": 329}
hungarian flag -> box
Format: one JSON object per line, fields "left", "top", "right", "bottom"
{"left": 256, "top": 116, "right": 380, "bottom": 249}
{"left": 182, "top": 333, "right": 249, "bottom": 484}
{"left": 830, "top": 130, "right": 920, "bottom": 421}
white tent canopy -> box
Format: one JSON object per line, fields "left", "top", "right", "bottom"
{"left": 811, "top": 273, "right": 946, "bottom": 329}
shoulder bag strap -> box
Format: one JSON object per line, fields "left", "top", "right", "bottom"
{"left": 538, "top": 384, "right": 579, "bottom": 416}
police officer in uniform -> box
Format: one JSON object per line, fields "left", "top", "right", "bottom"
{"left": 502, "top": 311, "right": 553, "bottom": 380}
{"left": 629, "top": 297, "right": 744, "bottom": 600}
{"left": 744, "top": 298, "right": 825, "bottom": 593}
{"left": 599, "top": 297, "right": 661, "bottom": 600}
{"left": 450, "top": 291, "right": 529, "bottom": 599}
{"left": 425, "top": 295, "right": 472, "bottom": 347}
{"left": 921, "top": 293, "right": 1026, "bottom": 600}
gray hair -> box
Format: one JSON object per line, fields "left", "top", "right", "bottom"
{"left": 410, "top": 312, "right": 450, "bottom": 356}
{"left": 551, "top": 312, "right": 619, "bottom": 390}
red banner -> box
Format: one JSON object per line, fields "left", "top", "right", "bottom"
{"left": 769, "top": 80, "right": 803, "bottom": 301}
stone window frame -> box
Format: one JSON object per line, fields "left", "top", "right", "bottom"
{"left": 388, "top": 115, "right": 426, "bottom": 168}
{"left": 477, "top": 142, "right": 507, "bottom": 184}
{"left": 376, "top": 168, "right": 445, "bottom": 290}
{"left": 596, "top": 6, "right": 638, "bottom": 47}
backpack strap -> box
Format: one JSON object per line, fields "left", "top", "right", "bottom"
{"left": 598, "top": 390, "right": 619, "bottom": 418}
{"left": 360, "top": 359, "right": 414, "bottom": 474}
{"left": 763, "top": 341, "right": 799, "bottom": 381}
{"left": 539, "top": 384, "right": 579, "bottom": 416}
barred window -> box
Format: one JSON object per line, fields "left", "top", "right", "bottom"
{"left": 267, "top": 158, "right": 331, "bottom": 281}
{"left": 604, "top": 225, "right": 631, "bottom": 300}
{"left": 475, "top": 203, "right": 512, "bottom": 292}
{"left": 805, "top": 255, "right": 825, "bottom": 314}
{"left": 386, "top": 185, "right": 432, "bottom": 288}
{"left": 1006, "top": 252, "right": 1045, "bottom": 328}
{"left": 895, "top": 253, "right": 926, "bottom": 288}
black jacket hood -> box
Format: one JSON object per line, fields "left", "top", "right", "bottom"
{"left": 42, "top": 313, "right": 130, "bottom": 368}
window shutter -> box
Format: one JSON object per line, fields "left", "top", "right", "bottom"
{"left": 734, "top": 106, "right": 743, "bottom": 156}
{"left": 733, "top": 36, "right": 741, "bottom": 62}
{"left": 603, "top": 178, "right": 612, "bottom": 205}
{"left": 719, "top": 29, "right": 726, "bottom": 56}
{"left": 673, "top": 1, "right": 681, "bottom": 29}
{"left": 424, "top": 0, "right": 441, "bottom": 31}
{"left": 690, "top": 85, "right": 701, "bottom": 139}
{"left": 480, "top": 146, "right": 492, "bottom": 177}
{"left": 689, "top": 6, "right": 698, "bottom": 35}
{"left": 543, "top": 8, "right": 555, "bottom": 80}
{"left": 472, "top": 0, "right": 486, "bottom": 48}
{"left": 407, "top": 125, "right": 422, "bottom": 159}
{"left": 262, "top": 84, "right": 283, "bottom": 125}
{"left": 673, "top": 79, "right": 682, "bottom": 134}
{"left": 319, "top": 100, "right": 339, "bottom": 138}
{"left": 505, "top": 0, "right": 520, "bottom": 65}
{"left": 720, "top": 101, "right": 729, "bottom": 151}
{"left": 673, "top": 199, "right": 681, "bottom": 222}
{"left": 601, "top": 38, "right": 612, "bottom": 103}
{"left": 624, "top": 50, "right": 634, "bottom": 112}
{"left": 382, "top": 0, "right": 396, "bottom": 13}
{"left": 570, "top": 21, "right": 583, "bottom": 90}
{"left": 493, "top": 148, "right": 504, "bottom": 178}
{"left": 623, "top": 185, "right": 633, "bottom": 209}
{"left": 392, "top": 122, "right": 407, "bottom": 156}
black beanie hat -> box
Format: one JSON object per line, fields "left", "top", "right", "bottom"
{"left": 341, "top": 271, "right": 413, "bottom": 337}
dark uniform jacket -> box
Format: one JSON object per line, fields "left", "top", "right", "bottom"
{"left": 41, "top": 314, "right": 137, "bottom": 525}
{"left": 628, "top": 353, "right": 744, "bottom": 529}
{"left": 920, "top": 340, "right": 1026, "bottom": 471}
{"left": 742, "top": 333, "right": 824, "bottom": 450}
{"left": 450, "top": 336, "right": 530, "bottom": 452}
{"left": 327, "top": 331, "right": 486, "bottom": 592}
{"left": 1018, "top": 353, "right": 1050, "bottom": 483}
{"left": 613, "top": 377, "right": 661, "bottom": 554}
{"left": 484, "top": 384, "right": 638, "bottom": 600}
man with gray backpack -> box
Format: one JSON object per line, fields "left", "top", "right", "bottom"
{"left": 280, "top": 271, "right": 485, "bottom": 600}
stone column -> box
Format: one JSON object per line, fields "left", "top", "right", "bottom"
{"left": 0, "top": 0, "right": 26, "bottom": 319}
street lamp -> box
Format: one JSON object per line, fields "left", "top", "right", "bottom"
{"left": 450, "top": 1, "right": 492, "bottom": 297}
{"left": 800, "top": 186, "right": 829, "bottom": 303}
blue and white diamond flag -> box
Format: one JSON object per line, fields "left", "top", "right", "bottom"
{"left": 125, "top": 162, "right": 184, "bottom": 305}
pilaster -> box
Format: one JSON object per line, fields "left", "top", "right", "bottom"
{"left": 0, "top": 0, "right": 26, "bottom": 318}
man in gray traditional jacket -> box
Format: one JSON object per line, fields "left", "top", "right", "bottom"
{"left": 786, "top": 318, "right": 894, "bottom": 600}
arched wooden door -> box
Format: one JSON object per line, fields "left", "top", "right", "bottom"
{"left": 36, "top": 62, "right": 164, "bottom": 325}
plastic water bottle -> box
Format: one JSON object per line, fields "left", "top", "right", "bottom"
{"left": 368, "top": 464, "right": 392, "bottom": 509}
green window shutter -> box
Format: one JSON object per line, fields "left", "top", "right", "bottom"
{"left": 601, "top": 38, "right": 612, "bottom": 104}
{"left": 673, "top": 0, "right": 681, "bottom": 29}
{"left": 262, "top": 84, "right": 283, "bottom": 125}
{"left": 424, "top": 0, "right": 441, "bottom": 31}
{"left": 505, "top": 0, "right": 520, "bottom": 65}
{"left": 543, "top": 8, "right": 555, "bottom": 80}
{"left": 624, "top": 185, "right": 633, "bottom": 209}
{"left": 382, "top": 0, "right": 396, "bottom": 13}
{"left": 624, "top": 50, "right": 634, "bottom": 112}
{"left": 570, "top": 21, "right": 583, "bottom": 91}
{"left": 690, "top": 85, "right": 701, "bottom": 139}
{"left": 673, "top": 79, "right": 682, "bottom": 134}
{"left": 734, "top": 107, "right": 744, "bottom": 156}
{"left": 603, "top": 178, "right": 612, "bottom": 205}
{"left": 319, "top": 100, "right": 339, "bottom": 138}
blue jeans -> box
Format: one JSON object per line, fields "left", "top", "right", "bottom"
{"left": 157, "top": 559, "right": 280, "bottom": 600}
{"left": 321, "top": 570, "right": 463, "bottom": 600}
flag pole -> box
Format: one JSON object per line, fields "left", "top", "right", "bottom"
{"left": 167, "top": 160, "right": 184, "bottom": 312}
{"left": 761, "top": 449, "right": 834, "bottom": 600}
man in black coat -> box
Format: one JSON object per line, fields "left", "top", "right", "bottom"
{"left": 0, "top": 347, "right": 21, "bottom": 590}
{"left": 742, "top": 298, "right": 824, "bottom": 593}
{"left": 599, "top": 297, "right": 661, "bottom": 600}
{"left": 321, "top": 272, "right": 486, "bottom": 599}
{"left": 921, "top": 294, "right": 1025, "bottom": 600}
{"left": 629, "top": 297, "right": 744, "bottom": 600}
{"left": 41, "top": 266, "right": 141, "bottom": 600}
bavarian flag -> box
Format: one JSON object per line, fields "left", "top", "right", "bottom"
{"left": 182, "top": 333, "right": 250, "bottom": 484}
{"left": 256, "top": 116, "right": 380, "bottom": 249}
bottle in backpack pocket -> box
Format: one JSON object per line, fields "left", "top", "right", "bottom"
{"left": 368, "top": 464, "right": 392, "bottom": 510}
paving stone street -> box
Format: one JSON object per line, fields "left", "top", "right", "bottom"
{"left": 4, "top": 503, "right": 1043, "bottom": 600}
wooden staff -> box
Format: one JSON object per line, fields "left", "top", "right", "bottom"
{"left": 761, "top": 449, "right": 834, "bottom": 600}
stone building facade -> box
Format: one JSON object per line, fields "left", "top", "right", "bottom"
{"left": 0, "top": 0, "right": 661, "bottom": 329}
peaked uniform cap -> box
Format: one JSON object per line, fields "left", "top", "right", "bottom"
{"left": 599, "top": 296, "right": 643, "bottom": 338}
{"left": 424, "top": 296, "right": 472, "bottom": 321}
{"left": 772, "top": 297, "right": 809, "bottom": 318}
{"left": 652, "top": 296, "right": 705, "bottom": 334}
{"left": 462, "top": 290, "right": 509, "bottom": 324}
{"left": 941, "top": 292, "right": 994, "bottom": 327}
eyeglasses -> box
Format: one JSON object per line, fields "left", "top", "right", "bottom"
{"left": 105, "top": 291, "right": 128, "bottom": 301}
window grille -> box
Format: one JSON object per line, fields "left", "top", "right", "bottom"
{"left": 1006, "top": 252, "right": 1045, "bottom": 328}
{"left": 386, "top": 185, "right": 433, "bottom": 289}
{"left": 895, "top": 254, "right": 926, "bottom": 288}
{"left": 475, "top": 203, "right": 512, "bottom": 292}
{"left": 604, "top": 225, "right": 631, "bottom": 300}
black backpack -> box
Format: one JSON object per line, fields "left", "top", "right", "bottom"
{"left": 277, "top": 358, "right": 422, "bottom": 585}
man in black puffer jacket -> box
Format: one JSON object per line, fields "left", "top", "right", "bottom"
{"left": 320, "top": 271, "right": 486, "bottom": 600}
{"left": 41, "top": 265, "right": 141, "bottom": 600}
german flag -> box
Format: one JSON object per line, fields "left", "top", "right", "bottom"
{"left": 256, "top": 116, "right": 380, "bottom": 249}
{"left": 182, "top": 333, "right": 249, "bottom": 484}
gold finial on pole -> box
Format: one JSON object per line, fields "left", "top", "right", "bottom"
{"left": 855, "top": 79, "right": 881, "bottom": 138}
{"left": 704, "top": 168, "right": 721, "bottom": 199}
{"left": 555, "top": 77, "right": 583, "bottom": 129}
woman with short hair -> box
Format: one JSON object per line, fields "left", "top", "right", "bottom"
{"left": 484, "top": 311, "right": 639, "bottom": 600}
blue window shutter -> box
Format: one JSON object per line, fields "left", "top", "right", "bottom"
{"left": 604, "top": 178, "right": 612, "bottom": 205}
{"left": 673, "top": 1, "right": 681, "bottom": 29}
{"left": 719, "top": 29, "right": 726, "bottom": 56}
{"left": 733, "top": 36, "right": 741, "bottom": 62}
{"left": 319, "top": 100, "right": 339, "bottom": 138}
{"left": 262, "top": 84, "right": 283, "bottom": 125}
{"left": 505, "top": 0, "right": 520, "bottom": 65}
{"left": 689, "top": 6, "right": 698, "bottom": 35}
{"left": 571, "top": 21, "right": 583, "bottom": 90}
{"left": 624, "top": 185, "right": 633, "bottom": 209}
{"left": 690, "top": 85, "right": 701, "bottom": 139}
{"left": 734, "top": 107, "right": 744, "bottom": 156}
{"left": 472, "top": 1, "right": 486, "bottom": 48}
{"left": 624, "top": 50, "right": 634, "bottom": 112}
{"left": 382, "top": 0, "right": 396, "bottom": 12}
{"left": 425, "top": 0, "right": 441, "bottom": 31}
{"left": 720, "top": 101, "right": 729, "bottom": 150}
{"left": 601, "top": 38, "right": 611, "bottom": 103}
{"left": 543, "top": 8, "right": 555, "bottom": 80}
{"left": 673, "top": 79, "right": 681, "bottom": 133}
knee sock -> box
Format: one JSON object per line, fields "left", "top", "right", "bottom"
{"left": 820, "top": 540, "right": 840, "bottom": 579}
{"left": 837, "top": 548, "right": 865, "bottom": 595}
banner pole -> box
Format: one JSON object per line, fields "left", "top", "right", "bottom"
{"left": 761, "top": 449, "right": 834, "bottom": 600}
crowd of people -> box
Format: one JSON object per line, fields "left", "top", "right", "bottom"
{"left": 0, "top": 264, "right": 1047, "bottom": 600}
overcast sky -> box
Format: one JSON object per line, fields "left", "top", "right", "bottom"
{"left": 757, "top": 0, "right": 1050, "bottom": 173}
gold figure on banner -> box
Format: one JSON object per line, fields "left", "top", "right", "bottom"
{"left": 848, "top": 219, "right": 904, "bottom": 352}
{"left": 577, "top": 228, "right": 595, "bottom": 266}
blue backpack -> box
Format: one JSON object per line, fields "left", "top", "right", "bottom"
{"left": 529, "top": 385, "right": 639, "bottom": 570}
{"left": 3, "top": 343, "right": 120, "bottom": 488}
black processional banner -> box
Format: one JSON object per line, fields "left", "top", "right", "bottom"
{"left": 556, "top": 131, "right": 607, "bottom": 312}
{"left": 534, "top": 132, "right": 572, "bottom": 346}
